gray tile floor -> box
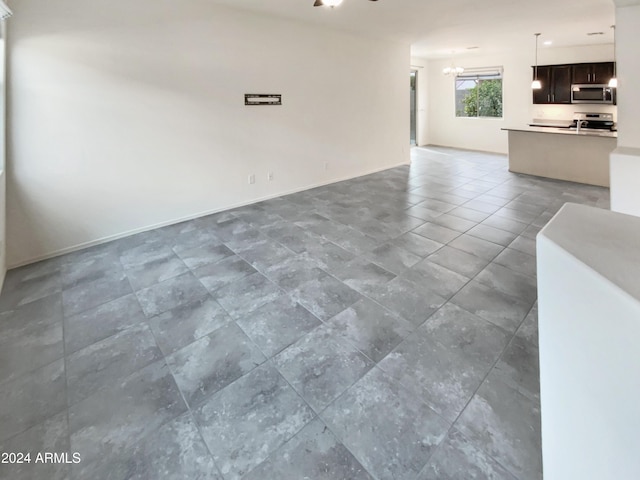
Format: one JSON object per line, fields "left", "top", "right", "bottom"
{"left": 0, "top": 146, "right": 609, "bottom": 480}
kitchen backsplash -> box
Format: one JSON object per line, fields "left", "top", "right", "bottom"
{"left": 532, "top": 104, "right": 617, "bottom": 122}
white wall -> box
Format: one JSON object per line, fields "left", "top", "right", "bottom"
{"left": 0, "top": 30, "right": 6, "bottom": 290}
{"left": 410, "top": 57, "right": 429, "bottom": 146}
{"left": 424, "top": 44, "right": 615, "bottom": 154}
{"left": 615, "top": 3, "right": 640, "bottom": 149}
{"left": 610, "top": 3, "right": 640, "bottom": 217}
{"left": 6, "top": 0, "right": 409, "bottom": 267}
{"left": 0, "top": 170, "right": 5, "bottom": 290}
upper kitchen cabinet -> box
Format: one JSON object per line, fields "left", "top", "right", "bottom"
{"left": 533, "top": 66, "right": 551, "bottom": 104}
{"left": 532, "top": 65, "right": 572, "bottom": 104}
{"left": 572, "top": 62, "right": 615, "bottom": 84}
{"left": 552, "top": 66, "right": 572, "bottom": 103}
{"left": 532, "top": 62, "right": 616, "bottom": 104}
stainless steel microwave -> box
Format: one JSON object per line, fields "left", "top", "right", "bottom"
{"left": 571, "top": 84, "right": 615, "bottom": 104}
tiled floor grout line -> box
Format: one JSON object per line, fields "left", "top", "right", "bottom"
{"left": 241, "top": 327, "right": 382, "bottom": 480}
{"left": 60, "top": 276, "right": 73, "bottom": 480}
{"left": 436, "top": 318, "right": 539, "bottom": 480}
{"left": 144, "top": 320, "right": 226, "bottom": 479}
{"left": 185, "top": 408, "right": 226, "bottom": 479}
{"left": 312, "top": 362, "right": 434, "bottom": 480}
{"left": 64, "top": 250, "right": 213, "bottom": 477}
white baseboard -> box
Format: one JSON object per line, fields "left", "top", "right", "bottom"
{"left": 9, "top": 161, "right": 409, "bottom": 269}
{"left": 422, "top": 144, "right": 507, "bottom": 156}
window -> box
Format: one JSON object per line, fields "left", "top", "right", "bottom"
{"left": 455, "top": 68, "right": 503, "bottom": 118}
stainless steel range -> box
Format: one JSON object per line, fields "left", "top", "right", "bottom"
{"left": 570, "top": 112, "right": 616, "bottom": 132}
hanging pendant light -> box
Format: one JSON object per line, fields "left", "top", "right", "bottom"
{"left": 609, "top": 25, "right": 618, "bottom": 88}
{"left": 532, "top": 33, "right": 542, "bottom": 89}
{"left": 442, "top": 51, "right": 464, "bottom": 76}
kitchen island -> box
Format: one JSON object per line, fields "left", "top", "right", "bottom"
{"left": 502, "top": 126, "right": 617, "bottom": 187}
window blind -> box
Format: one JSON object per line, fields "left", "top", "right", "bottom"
{"left": 456, "top": 66, "right": 503, "bottom": 80}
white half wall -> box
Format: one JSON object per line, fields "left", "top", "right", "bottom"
{"left": 537, "top": 203, "right": 640, "bottom": 480}
{"left": 424, "top": 45, "right": 615, "bottom": 154}
{"left": 6, "top": 0, "right": 410, "bottom": 267}
{"left": 610, "top": 146, "right": 640, "bottom": 216}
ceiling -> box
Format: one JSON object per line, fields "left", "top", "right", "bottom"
{"left": 206, "top": 0, "right": 615, "bottom": 59}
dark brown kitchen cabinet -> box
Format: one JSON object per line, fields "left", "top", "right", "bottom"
{"left": 532, "top": 66, "right": 552, "bottom": 104}
{"left": 572, "top": 62, "right": 615, "bottom": 84}
{"left": 572, "top": 64, "right": 592, "bottom": 83}
{"left": 532, "top": 65, "right": 572, "bottom": 104}
{"left": 552, "top": 66, "right": 572, "bottom": 103}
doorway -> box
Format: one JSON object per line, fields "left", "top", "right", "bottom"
{"left": 410, "top": 70, "right": 417, "bottom": 146}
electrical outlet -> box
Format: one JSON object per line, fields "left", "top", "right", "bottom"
{"left": 267, "top": 172, "right": 274, "bottom": 181}
{"left": 248, "top": 174, "right": 255, "bottom": 185}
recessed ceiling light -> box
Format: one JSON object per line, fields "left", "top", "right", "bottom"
{"left": 586, "top": 32, "right": 605, "bottom": 36}
{"left": 544, "top": 40, "right": 553, "bottom": 45}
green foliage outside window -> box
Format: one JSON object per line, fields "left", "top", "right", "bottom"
{"left": 456, "top": 76, "right": 503, "bottom": 118}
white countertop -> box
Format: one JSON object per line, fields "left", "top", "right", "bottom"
{"left": 502, "top": 126, "right": 617, "bottom": 138}
{"left": 540, "top": 203, "right": 640, "bottom": 301}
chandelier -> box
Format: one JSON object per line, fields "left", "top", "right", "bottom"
{"left": 442, "top": 51, "right": 464, "bottom": 76}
